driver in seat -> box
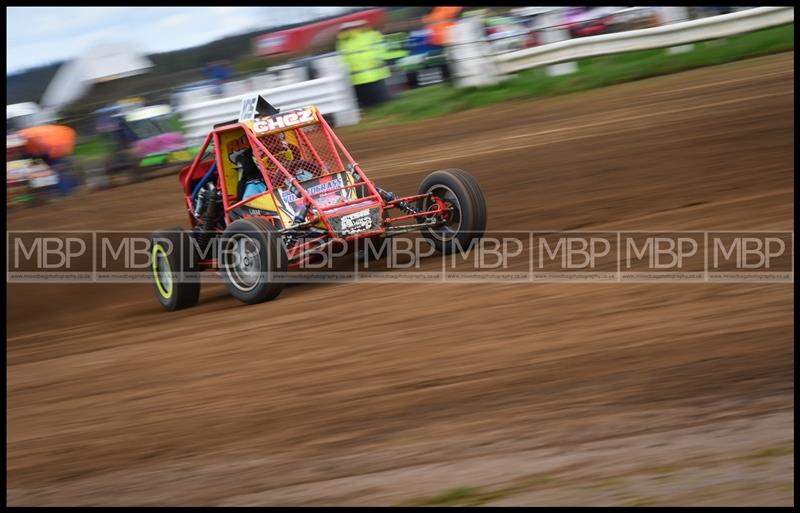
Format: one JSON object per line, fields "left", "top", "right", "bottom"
{"left": 229, "top": 144, "right": 322, "bottom": 221}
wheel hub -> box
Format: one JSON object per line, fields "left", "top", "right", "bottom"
{"left": 425, "top": 186, "right": 462, "bottom": 241}
{"left": 226, "top": 234, "right": 261, "bottom": 292}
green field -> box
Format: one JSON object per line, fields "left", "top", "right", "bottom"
{"left": 356, "top": 23, "right": 794, "bottom": 129}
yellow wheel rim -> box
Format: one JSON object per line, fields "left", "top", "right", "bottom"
{"left": 152, "top": 243, "right": 173, "bottom": 299}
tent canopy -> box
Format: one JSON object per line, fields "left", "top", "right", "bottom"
{"left": 7, "top": 102, "right": 41, "bottom": 119}
{"left": 41, "top": 43, "right": 153, "bottom": 113}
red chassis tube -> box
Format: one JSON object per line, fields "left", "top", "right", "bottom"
{"left": 181, "top": 113, "right": 448, "bottom": 270}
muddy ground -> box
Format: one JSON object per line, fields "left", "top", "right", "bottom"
{"left": 6, "top": 53, "right": 794, "bottom": 506}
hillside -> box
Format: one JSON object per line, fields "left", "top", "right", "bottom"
{"left": 6, "top": 7, "right": 395, "bottom": 107}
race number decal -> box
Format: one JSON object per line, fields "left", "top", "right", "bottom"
{"left": 338, "top": 209, "right": 373, "bottom": 235}
{"left": 253, "top": 108, "right": 317, "bottom": 134}
{"left": 239, "top": 95, "right": 259, "bottom": 122}
{"left": 278, "top": 176, "right": 345, "bottom": 209}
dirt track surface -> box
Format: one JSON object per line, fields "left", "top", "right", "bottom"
{"left": 6, "top": 53, "right": 794, "bottom": 506}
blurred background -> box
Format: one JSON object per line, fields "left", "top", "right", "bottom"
{"left": 6, "top": 6, "right": 773, "bottom": 209}
{"left": 6, "top": 6, "right": 794, "bottom": 507}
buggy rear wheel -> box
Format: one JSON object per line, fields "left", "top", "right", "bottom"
{"left": 151, "top": 227, "right": 201, "bottom": 311}
{"left": 220, "top": 218, "right": 288, "bottom": 305}
{"left": 417, "top": 168, "right": 487, "bottom": 254}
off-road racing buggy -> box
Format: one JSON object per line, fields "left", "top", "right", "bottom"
{"left": 151, "top": 95, "right": 486, "bottom": 310}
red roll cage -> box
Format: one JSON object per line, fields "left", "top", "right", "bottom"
{"left": 178, "top": 106, "right": 448, "bottom": 267}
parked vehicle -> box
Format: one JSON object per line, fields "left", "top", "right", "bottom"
{"left": 396, "top": 29, "right": 449, "bottom": 88}
{"left": 563, "top": 7, "right": 625, "bottom": 39}
{"left": 6, "top": 134, "right": 59, "bottom": 209}
{"left": 485, "top": 16, "right": 530, "bottom": 53}
{"left": 95, "top": 102, "right": 200, "bottom": 182}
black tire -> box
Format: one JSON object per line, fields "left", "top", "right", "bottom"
{"left": 219, "top": 217, "right": 287, "bottom": 305}
{"left": 417, "top": 168, "right": 487, "bottom": 254}
{"left": 151, "top": 227, "right": 201, "bottom": 311}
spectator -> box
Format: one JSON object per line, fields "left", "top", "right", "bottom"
{"left": 206, "top": 60, "right": 233, "bottom": 96}
{"left": 18, "top": 124, "right": 78, "bottom": 197}
{"left": 336, "top": 20, "right": 393, "bottom": 108}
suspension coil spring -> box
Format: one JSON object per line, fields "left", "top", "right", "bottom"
{"left": 377, "top": 187, "right": 420, "bottom": 215}
{"left": 195, "top": 185, "right": 222, "bottom": 252}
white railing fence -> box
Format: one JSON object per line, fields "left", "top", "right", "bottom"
{"left": 448, "top": 6, "right": 793, "bottom": 85}
{"left": 175, "top": 54, "right": 360, "bottom": 145}
{"left": 174, "top": 7, "right": 793, "bottom": 138}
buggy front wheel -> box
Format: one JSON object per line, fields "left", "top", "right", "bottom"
{"left": 220, "top": 218, "right": 288, "bottom": 305}
{"left": 417, "top": 168, "right": 487, "bottom": 254}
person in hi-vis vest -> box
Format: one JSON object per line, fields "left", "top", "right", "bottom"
{"left": 336, "top": 20, "right": 393, "bottom": 108}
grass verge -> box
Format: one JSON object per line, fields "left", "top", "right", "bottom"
{"left": 357, "top": 23, "right": 794, "bottom": 129}
{"left": 401, "top": 486, "right": 510, "bottom": 507}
